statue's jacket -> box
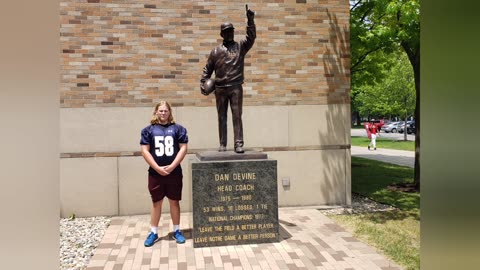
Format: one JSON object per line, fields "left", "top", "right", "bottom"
{"left": 201, "top": 24, "right": 256, "bottom": 88}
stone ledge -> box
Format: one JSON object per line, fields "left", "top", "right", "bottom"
{"left": 60, "top": 144, "right": 351, "bottom": 158}
{"left": 196, "top": 150, "right": 268, "bottom": 161}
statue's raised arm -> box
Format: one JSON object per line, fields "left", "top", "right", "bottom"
{"left": 246, "top": 4, "right": 255, "bottom": 25}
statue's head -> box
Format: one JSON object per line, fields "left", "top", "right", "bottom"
{"left": 220, "top": 22, "right": 235, "bottom": 42}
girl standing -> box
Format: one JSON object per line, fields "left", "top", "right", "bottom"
{"left": 140, "top": 101, "right": 188, "bottom": 247}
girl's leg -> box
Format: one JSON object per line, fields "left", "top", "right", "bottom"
{"left": 168, "top": 199, "right": 180, "bottom": 227}
{"left": 145, "top": 199, "right": 163, "bottom": 247}
{"left": 151, "top": 199, "right": 163, "bottom": 227}
{"left": 169, "top": 199, "right": 186, "bottom": 243}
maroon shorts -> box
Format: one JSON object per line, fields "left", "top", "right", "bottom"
{"left": 148, "top": 173, "right": 183, "bottom": 202}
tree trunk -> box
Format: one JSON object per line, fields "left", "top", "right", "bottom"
{"left": 402, "top": 43, "right": 420, "bottom": 190}
{"left": 404, "top": 108, "right": 408, "bottom": 141}
{"left": 413, "top": 59, "right": 420, "bottom": 190}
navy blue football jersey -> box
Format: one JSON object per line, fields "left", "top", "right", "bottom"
{"left": 140, "top": 123, "right": 188, "bottom": 175}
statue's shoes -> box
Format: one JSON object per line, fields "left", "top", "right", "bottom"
{"left": 234, "top": 146, "right": 244, "bottom": 153}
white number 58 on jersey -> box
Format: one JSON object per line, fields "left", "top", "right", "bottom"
{"left": 154, "top": 136, "right": 174, "bottom": 157}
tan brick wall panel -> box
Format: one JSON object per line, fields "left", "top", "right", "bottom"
{"left": 60, "top": 0, "right": 349, "bottom": 108}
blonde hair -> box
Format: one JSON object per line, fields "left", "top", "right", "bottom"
{"left": 150, "top": 101, "right": 175, "bottom": 125}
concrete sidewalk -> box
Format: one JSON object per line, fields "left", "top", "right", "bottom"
{"left": 86, "top": 208, "right": 403, "bottom": 270}
{"left": 351, "top": 146, "right": 414, "bottom": 168}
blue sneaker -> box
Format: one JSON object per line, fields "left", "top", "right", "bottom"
{"left": 173, "top": 230, "right": 186, "bottom": 244}
{"left": 144, "top": 232, "right": 158, "bottom": 247}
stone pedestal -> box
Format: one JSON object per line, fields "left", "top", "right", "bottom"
{"left": 191, "top": 150, "right": 279, "bottom": 248}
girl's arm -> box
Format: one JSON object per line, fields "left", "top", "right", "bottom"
{"left": 141, "top": 144, "right": 169, "bottom": 176}
{"left": 164, "top": 143, "right": 188, "bottom": 174}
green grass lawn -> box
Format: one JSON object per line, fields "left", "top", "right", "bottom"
{"left": 328, "top": 157, "right": 420, "bottom": 270}
{"left": 351, "top": 136, "right": 415, "bottom": 151}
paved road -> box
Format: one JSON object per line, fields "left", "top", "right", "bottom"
{"left": 351, "top": 128, "right": 415, "bottom": 167}
{"left": 351, "top": 128, "right": 415, "bottom": 141}
{"left": 351, "top": 146, "right": 414, "bottom": 168}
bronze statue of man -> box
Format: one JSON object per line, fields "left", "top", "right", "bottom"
{"left": 200, "top": 5, "right": 256, "bottom": 154}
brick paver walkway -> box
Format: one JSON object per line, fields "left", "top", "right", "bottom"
{"left": 86, "top": 208, "right": 402, "bottom": 270}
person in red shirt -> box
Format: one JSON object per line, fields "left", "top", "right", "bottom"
{"left": 368, "top": 123, "right": 378, "bottom": 150}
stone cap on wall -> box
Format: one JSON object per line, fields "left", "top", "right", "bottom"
{"left": 196, "top": 150, "right": 268, "bottom": 161}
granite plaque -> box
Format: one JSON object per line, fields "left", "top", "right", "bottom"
{"left": 191, "top": 155, "right": 279, "bottom": 248}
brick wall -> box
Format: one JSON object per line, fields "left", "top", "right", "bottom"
{"left": 60, "top": 0, "right": 349, "bottom": 108}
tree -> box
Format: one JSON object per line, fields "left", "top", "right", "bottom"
{"left": 380, "top": 53, "right": 416, "bottom": 141}
{"left": 350, "top": 0, "right": 394, "bottom": 125}
{"left": 350, "top": 50, "right": 395, "bottom": 124}
{"left": 356, "top": 53, "right": 415, "bottom": 134}
{"left": 350, "top": 0, "right": 420, "bottom": 189}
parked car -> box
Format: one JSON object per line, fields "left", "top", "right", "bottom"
{"left": 381, "top": 121, "right": 403, "bottom": 133}
{"left": 406, "top": 121, "right": 416, "bottom": 134}
{"left": 399, "top": 120, "right": 415, "bottom": 134}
